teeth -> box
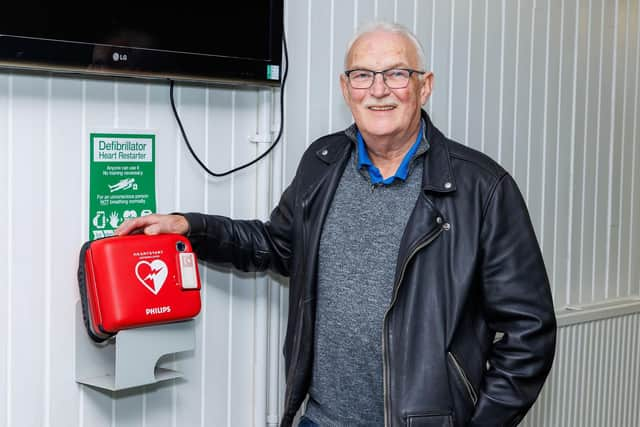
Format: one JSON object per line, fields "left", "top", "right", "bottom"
{"left": 369, "top": 106, "right": 395, "bottom": 111}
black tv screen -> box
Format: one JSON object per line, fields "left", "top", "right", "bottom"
{"left": 0, "top": 1, "right": 283, "bottom": 86}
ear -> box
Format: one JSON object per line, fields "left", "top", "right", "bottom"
{"left": 419, "top": 72, "right": 434, "bottom": 106}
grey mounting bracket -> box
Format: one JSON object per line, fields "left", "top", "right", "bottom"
{"left": 74, "top": 301, "right": 195, "bottom": 391}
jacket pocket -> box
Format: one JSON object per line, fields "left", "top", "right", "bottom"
{"left": 447, "top": 351, "right": 478, "bottom": 406}
{"left": 406, "top": 412, "right": 453, "bottom": 427}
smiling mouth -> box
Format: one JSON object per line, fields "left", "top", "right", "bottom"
{"left": 368, "top": 105, "right": 396, "bottom": 111}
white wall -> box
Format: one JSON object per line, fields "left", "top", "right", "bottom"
{"left": 0, "top": 75, "right": 286, "bottom": 426}
{"left": 1, "top": 0, "right": 639, "bottom": 426}
{"left": 284, "top": 0, "right": 640, "bottom": 308}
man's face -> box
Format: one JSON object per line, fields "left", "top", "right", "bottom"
{"left": 341, "top": 31, "right": 433, "bottom": 141}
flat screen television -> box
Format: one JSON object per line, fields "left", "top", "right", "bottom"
{"left": 0, "top": 1, "right": 284, "bottom": 87}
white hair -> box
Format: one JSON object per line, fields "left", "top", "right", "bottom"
{"left": 344, "top": 21, "right": 427, "bottom": 71}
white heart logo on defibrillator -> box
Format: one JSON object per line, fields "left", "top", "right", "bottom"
{"left": 135, "top": 260, "right": 168, "bottom": 295}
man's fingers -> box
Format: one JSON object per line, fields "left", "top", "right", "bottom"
{"left": 114, "top": 219, "right": 134, "bottom": 235}
{"left": 144, "top": 224, "right": 161, "bottom": 235}
{"left": 114, "top": 214, "right": 188, "bottom": 236}
{"left": 115, "top": 216, "right": 152, "bottom": 235}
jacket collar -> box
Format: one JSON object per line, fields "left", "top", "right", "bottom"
{"left": 421, "top": 110, "right": 456, "bottom": 193}
{"left": 315, "top": 140, "right": 347, "bottom": 165}
{"left": 318, "top": 110, "right": 457, "bottom": 193}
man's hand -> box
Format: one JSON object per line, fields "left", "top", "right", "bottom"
{"left": 115, "top": 214, "right": 189, "bottom": 236}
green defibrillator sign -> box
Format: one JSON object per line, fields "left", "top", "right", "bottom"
{"left": 89, "top": 133, "right": 157, "bottom": 240}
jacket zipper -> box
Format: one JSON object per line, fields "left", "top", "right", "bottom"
{"left": 447, "top": 351, "right": 478, "bottom": 405}
{"left": 382, "top": 225, "right": 445, "bottom": 427}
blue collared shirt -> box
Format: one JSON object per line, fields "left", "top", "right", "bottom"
{"left": 356, "top": 121, "right": 425, "bottom": 185}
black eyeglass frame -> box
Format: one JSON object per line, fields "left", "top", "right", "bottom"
{"left": 343, "top": 67, "right": 426, "bottom": 89}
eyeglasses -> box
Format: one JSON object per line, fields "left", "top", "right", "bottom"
{"left": 344, "top": 68, "right": 426, "bottom": 89}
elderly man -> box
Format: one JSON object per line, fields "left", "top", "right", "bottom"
{"left": 117, "top": 22, "right": 556, "bottom": 427}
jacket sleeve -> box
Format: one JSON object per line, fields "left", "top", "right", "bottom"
{"left": 181, "top": 183, "right": 295, "bottom": 277}
{"left": 470, "top": 173, "right": 557, "bottom": 426}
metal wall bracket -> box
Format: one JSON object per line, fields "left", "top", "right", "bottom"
{"left": 74, "top": 301, "right": 195, "bottom": 391}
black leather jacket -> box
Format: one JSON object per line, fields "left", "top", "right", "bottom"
{"left": 184, "top": 111, "right": 556, "bottom": 427}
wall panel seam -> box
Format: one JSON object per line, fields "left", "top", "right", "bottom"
{"left": 512, "top": 1, "right": 521, "bottom": 175}
{"left": 447, "top": 0, "right": 456, "bottom": 136}
{"left": 540, "top": 0, "right": 551, "bottom": 252}
{"left": 552, "top": 0, "right": 566, "bottom": 299}
{"left": 629, "top": 0, "right": 640, "bottom": 294}
{"left": 606, "top": 0, "right": 619, "bottom": 297}
{"left": 617, "top": 0, "right": 630, "bottom": 297}
{"left": 578, "top": 0, "right": 593, "bottom": 303}
{"left": 481, "top": 0, "right": 488, "bottom": 154}
{"left": 498, "top": 0, "right": 506, "bottom": 165}
{"left": 590, "top": 0, "right": 605, "bottom": 299}
{"left": 5, "top": 73, "right": 13, "bottom": 427}
{"left": 78, "top": 79, "right": 87, "bottom": 427}
{"left": 566, "top": 0, "right": 580, "bottom": 303}
{"left": 43, "top": 76, "right": 53, "bottom": 427}
{"left": 525, "top": 0, "right": 535, "bottom": 204}
{"left": 226, "top": 89, "right": 237, "bottom": 427}
{"left": 200, "top": 87, "right": 210, "bottom": 427}
{"left": 464, "top": 0, "right": 472, "bottom": 146}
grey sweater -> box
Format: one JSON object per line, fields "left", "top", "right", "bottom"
{"left": 305, "top": 145, "right": 425, "bottom": 426}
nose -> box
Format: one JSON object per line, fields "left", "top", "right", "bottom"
{"left": 370, "top": 73, "right": 390, "bottom": 96}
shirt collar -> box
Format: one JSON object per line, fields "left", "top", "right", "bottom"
{"left": 356, "top": 120, "right": 426, "bottom": 185}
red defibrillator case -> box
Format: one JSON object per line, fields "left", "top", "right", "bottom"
{"left": 78, "top": 234, "right": 202, "bottom": 342}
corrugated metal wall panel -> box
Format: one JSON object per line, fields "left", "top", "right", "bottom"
{"left": 282, "top": 0, "right": 640, "bottom": 305}
{"left": 48, "top": 76, "right": 85, "bottom": 427}
{"left": 10, "top": 74, "right": 48, "bottom": 427}
{"left": 0, "top": 74, "right": 9, "bottom": 427}
{"left": 522, "top": 314, "right": 640, "bottom": 427}
{"left": 201, "top": 86, "right": 236, "bottom": 427}
{"left": 630, "top": 0, "right": 640, "bottom": 297}
{"left": 0, "top": 0, "right": 639, "bottom": 426}
{"left": 142, "top": 81, "right": 188, "bottom": 427}
{"left": 617, "top": 0, "right": 639, "bottom": 298}
{"left": 554, "top": 0, "right": 577, "bottom": 307}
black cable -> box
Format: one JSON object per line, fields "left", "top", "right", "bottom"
{"left": 169, "top": 32, "right": 288, "bottom": 177}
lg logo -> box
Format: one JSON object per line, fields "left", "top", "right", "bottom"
{"left": 112, "top": 52, "right": 128, "bottom": 62}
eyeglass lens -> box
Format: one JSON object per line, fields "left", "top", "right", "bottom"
{"left": 348, "top": 69, "right": 411, "bottom": 89}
